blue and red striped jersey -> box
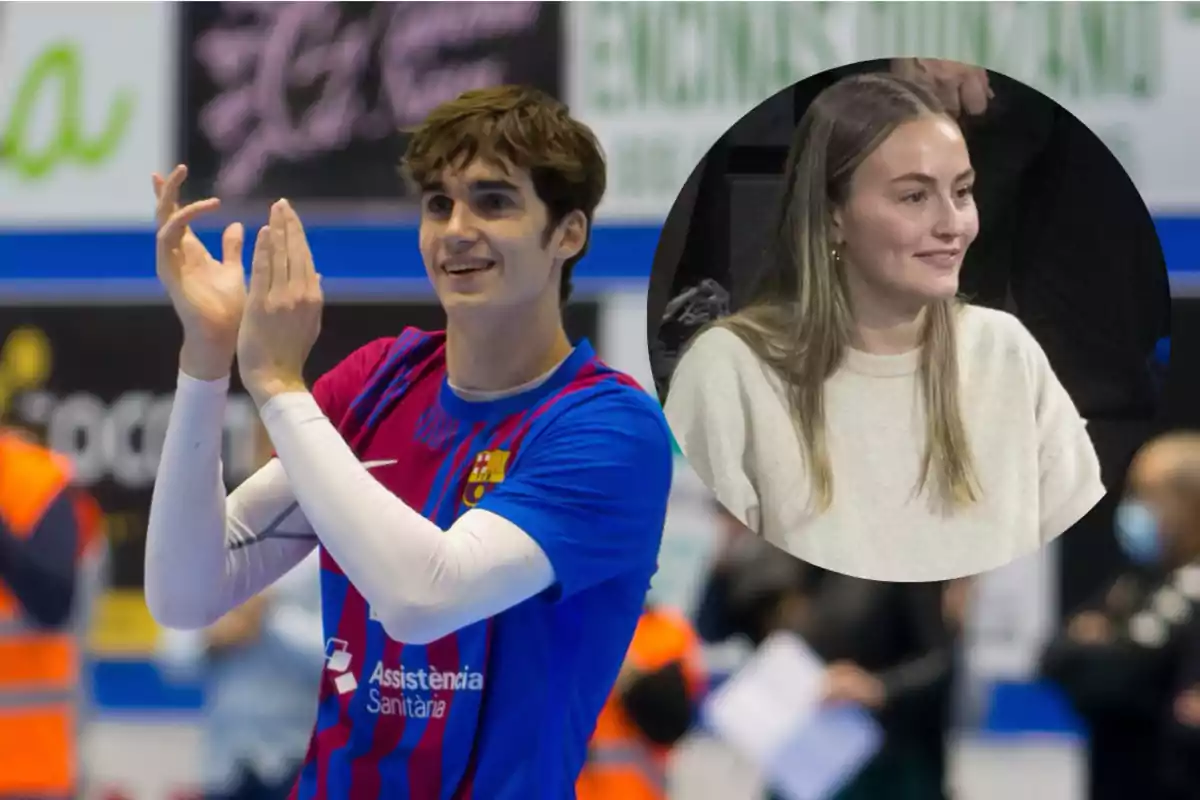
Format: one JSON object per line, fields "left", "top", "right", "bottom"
{"left": 289, "top": 329, "right": 674, "bottom": 800}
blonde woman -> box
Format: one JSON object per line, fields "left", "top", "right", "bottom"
{"left": 665, "top": 73, "right": 1105, "bottom": 582}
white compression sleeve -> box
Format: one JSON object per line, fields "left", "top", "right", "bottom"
{"left": 144, "top": 372, "right": 316, "bottom": 630}
{"left": 260, "top": 391, "right": 556, "bottom": 645}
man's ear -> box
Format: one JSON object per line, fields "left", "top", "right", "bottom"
{"left": 553, "top": 210, "right": 588, "bottom": 263}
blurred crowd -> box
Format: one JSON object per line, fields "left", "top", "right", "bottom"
{"left": 684, "top": 429, "right": 1200, "bottom": 800}
{"left": 4, "top": 414, "right": 1197, "bottom": 800}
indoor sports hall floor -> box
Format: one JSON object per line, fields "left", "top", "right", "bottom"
{"left": 669, "top": 734, "right": 1083, "bottom": 800}
{"left": 85, "top": 720, "right": 1082, "bottom": 800}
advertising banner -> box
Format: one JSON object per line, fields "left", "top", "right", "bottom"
{"left": 0, "top": 4, "right": 172, "bottom": 226}
{"left": 177, "top": 1, "right": 561, "bottom": 207}
{"left": 566, "top": 2, "right": 1200, "bottom": 220}
{"left": 0, "top": 301, "right": 598, "bottom": 654}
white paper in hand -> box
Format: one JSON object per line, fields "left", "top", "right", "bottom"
{"left": 703, "top": 631, "right": 882, "bottom": 800}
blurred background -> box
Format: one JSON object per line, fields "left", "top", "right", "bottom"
{"left": 2, "top": 3, "right": 1200, "bottom": 799}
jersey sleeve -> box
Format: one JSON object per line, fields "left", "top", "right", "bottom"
{"left": 477, "top": 390, "right": 674, "bottom": 601}
{"left": 663, "top": 328, "right": 762, "bottom": 533}
{"left": 1025, "top": 326, "right": 1107, "bottom": 543}
{"left": 311, "top": 336, "right": 397, "bottom": 423}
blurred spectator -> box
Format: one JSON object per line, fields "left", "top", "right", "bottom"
{"left": 576, "top": 604, "right": 706, "bottom": 800}
{"left": 697, "top": 505, "right": 963, "bottom": 800}
{"left": 157, "top": 424, "right": 323, "bottom": 800}
{"left": 1041, "top": 431, "right": 1200, "bottom": 800}
{"left": 0, "top": 426, "right": 107, "bottom": 800}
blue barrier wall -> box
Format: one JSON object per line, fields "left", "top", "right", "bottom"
{"left": 4, "top": 218, "right": 1200, "bottom": 294}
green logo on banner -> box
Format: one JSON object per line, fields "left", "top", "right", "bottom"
{"left": 0, "top": 42, "right": 136, "bottom": 181}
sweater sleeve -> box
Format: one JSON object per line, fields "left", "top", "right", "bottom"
{"left": 1024, "top": 326, "right": 1108, "bottom": 544}
{"left": 664, "top": 328, "right": 764, "bottom": 534}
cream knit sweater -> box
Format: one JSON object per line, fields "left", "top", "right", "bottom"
{"left": 665, "top": 305, "right": 1106, "bottom": 582}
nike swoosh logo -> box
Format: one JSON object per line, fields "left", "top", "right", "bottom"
{"left": 234, "top": 457, "right": 399, "bottom": 552}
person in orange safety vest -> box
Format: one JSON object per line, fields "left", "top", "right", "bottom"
{"left": 0, "top": 429, "right": 106, "bottom": 799}
{"left": 576, "top": 604, "right": 707, "bottom": 800}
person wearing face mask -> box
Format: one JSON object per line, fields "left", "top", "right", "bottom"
{"left": 1040, "top": 432, "right": 1200, "bottom": 800}
{"left": 663, "top": 72, "right": 1104, "bottom": 583}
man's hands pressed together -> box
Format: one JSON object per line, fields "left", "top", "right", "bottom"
{"left": 153, "top": 166, "right": 323, "bottom": 404}
{"left": 238, "top": 200, "right": 324, "bottom": 408}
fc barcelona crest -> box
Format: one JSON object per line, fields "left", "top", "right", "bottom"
{"left": 462, "top": 449, "right": 510, "bottom": 507}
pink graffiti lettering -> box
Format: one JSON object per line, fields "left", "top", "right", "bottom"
{"left": 192, "top": 2, "right": 541, "bottom": 197}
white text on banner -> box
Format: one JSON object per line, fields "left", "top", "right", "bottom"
{"left": 566, "top": 2, "right": 1200, "bottom": 220}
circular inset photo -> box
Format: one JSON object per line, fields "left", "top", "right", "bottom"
{"left": 649, "top": 59, "right": 1170, "bottom": 583}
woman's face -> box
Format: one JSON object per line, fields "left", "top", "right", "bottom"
{"left": 832, "top": 114, "right": 979, "bottom": 308}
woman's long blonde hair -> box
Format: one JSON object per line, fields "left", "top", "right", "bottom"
{"left": 713, "top": 73, "right": 979, "bottom": 513}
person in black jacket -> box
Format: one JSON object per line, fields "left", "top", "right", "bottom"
{"left": 1041, "top": 431, "right": 1200, "bottom": 800}
{"left": 697, "top": 505, "right": 964, "bottom": 800}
